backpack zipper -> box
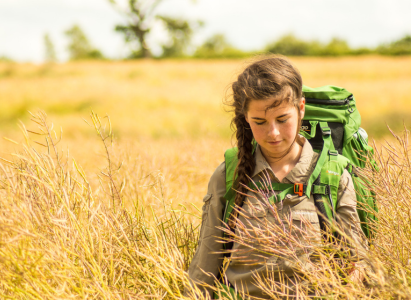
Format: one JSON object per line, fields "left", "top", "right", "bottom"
{"left": 305, "top": 95, "right": 353, "bottom": 106}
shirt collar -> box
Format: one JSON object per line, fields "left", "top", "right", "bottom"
{"left": 251, "top": 136, "right": 318, "bottom": 184}
{"left": 252, "top": 145, "right": 273, "bottom": 179}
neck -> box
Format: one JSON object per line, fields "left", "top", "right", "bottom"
{"left": 260, "top": 136, "right": 304, "bottom": 179}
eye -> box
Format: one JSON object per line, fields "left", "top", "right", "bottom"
{"left": 278, "top": 118, "right": 289, "bottom": 124}
{"left": 255, "top": 121, "right": 266, "bottom": 125}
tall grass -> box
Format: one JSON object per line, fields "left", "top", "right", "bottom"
{"left": 1, "top": 112, "right": 411, "bottom": 299}
{"left": 0, "top": 112, "right": 202, "bottom": 299}
{"left": 1, "top": 58, "right": 411, "bottom": 298}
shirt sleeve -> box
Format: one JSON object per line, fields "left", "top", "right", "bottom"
{"left": 186, "top": 162, "right": 227, "bottom": 298}
{"left": 336, "top": 169, "right": 369, "bottom": 263}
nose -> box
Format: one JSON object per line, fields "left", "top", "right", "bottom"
{"left": 267, "top": 122, "right": 280, "bottom": 138}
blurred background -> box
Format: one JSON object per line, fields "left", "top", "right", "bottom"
{"left": 1, "top": 0, "right": 411, "bottom": 168}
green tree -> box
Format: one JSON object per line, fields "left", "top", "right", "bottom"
{"left": 320, "top": 38, "right": 351, "bottom": 56}
{"left": 109, "top": 0, "right": 197, "bottom": 58}
{"left": 158, "top": 16, "right": 201, "bottom": 57}
{"left": 110, "top": 0, "right": 164, "bottom": 58}
{"left": 266, "top": 34, "right": 369, "bottom": 56}
{"left": 44, "top": 33, "right": 57, "bottom": 62}
{"left": 0, "top": 56, "right": 13, "bottom": 62}
{"left": 64, "top": 25, "right": 104, "bottom": 60}
{"left": 194, "top": 34, "right": 249, "bottom": 58}
{"left": 266, "top": 34, "right": 323, "bottom": 56}
{"left": 377, "top": 35, "right": 411, "bottom": 55}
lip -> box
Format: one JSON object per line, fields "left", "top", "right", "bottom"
{"left": 267, "top": 140, "right": 282, "bottom": 145}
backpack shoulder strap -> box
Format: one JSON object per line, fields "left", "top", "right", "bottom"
{"left": 304, "top": 121, "right": 333, "bottom": 197}
{"left": 224, "top": 147, "right": 238, "bottom": 193}
{"left": 223, "top": 147, "right": 238, "bottom": 225}
{"left": 223, "top": 142, "right": 258, "bottom": 225}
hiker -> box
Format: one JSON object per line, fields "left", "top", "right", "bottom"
{"left": 186, "top": 56, "right": 369, "bottom": 299}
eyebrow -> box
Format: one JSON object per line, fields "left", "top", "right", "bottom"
{"left": 277, "top": 114, "right": 289, "bottom": 118}
{"left": 251, "top": 113, "right": 289, "bottom": 120}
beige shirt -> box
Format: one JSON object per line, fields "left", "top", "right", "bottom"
{"left": 187, "top": 138, "right": 367, "bottom": 299}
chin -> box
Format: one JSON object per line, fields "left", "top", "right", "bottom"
{"left": 265, "top": 140, "right": 283, "bottom": 148}
{"left": 264, "top": 142, "right": 291, "bottom": 153}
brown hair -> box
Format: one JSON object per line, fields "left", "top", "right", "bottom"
{"left": 227, "top": 55, "right": 303, "bottom": 229}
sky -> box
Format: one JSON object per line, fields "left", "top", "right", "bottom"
{"left": 1, "top": 0, "right": 411, "bottom": 62}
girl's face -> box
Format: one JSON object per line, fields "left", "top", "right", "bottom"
{"left": 245, "top": 97, "right": 305, "bottom": 158}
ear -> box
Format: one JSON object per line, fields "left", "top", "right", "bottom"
{"left": 299, "top": 97, "right": 306, "bottom": 119}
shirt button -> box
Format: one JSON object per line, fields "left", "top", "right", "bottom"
{"left": 286, "top": 194, "right": 292, "bottom": 199}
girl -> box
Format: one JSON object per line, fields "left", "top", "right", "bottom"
{"left": 187, "top": 56, "right": 367, "bottom": 299}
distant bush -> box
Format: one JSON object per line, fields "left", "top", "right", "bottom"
{"left": 266, "top": 34, "right": 366, "bottom": 56}
{"left": 350, "top": 47, "right": 374, "bottom": 55}
{"left": 64, "top": 25, "right": 105, "bottom": 60}
{"left": 319, "top": 38, "right": 351, "bottom": 56}
{"left": 266, "top": 33, "right": 411, "bottom": 57}
{"left": 194, "top": 34, "right": 252, "bottom": 58}
{"left": 266, "top": 34, "right": 321, "bottom": 56}
{"left": 377, "top": 35, "right": 411, "bottom": 55}
{"left": 0, "top": 56, "right": 13, "bottom": 62}
{"left": 44, "top": 34, "right": 57, "bottom": 63}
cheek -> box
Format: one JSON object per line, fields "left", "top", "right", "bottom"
{"left": 249, "top": 124, "right": 264, "bottom": 141}
{"left": 283, "top": 119, "right": 299, "bottom": 138}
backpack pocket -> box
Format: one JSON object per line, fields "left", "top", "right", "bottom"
{"left": 343, "top": 128, "right": 374, "bottom": 168}
{"left": 352, "top": 172, "right": 378, "bottom": 238}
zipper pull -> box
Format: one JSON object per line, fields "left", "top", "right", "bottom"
{"left": 345, "top": 97, "right": 354, "bottom": 113}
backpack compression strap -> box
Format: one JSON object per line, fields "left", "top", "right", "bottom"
{"left": 304, "top": 122, "right": 332, "bottom": 197}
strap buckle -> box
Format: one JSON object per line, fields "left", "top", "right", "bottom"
{"left": 294, "top": 183, "right": 304, "bottom": 197}
{"left": 321, "top": 126, "right": 331, "bottom": 136}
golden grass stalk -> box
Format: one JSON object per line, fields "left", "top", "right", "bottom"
{"left": 0, "top": 112, "right": 411, "bottom": 299}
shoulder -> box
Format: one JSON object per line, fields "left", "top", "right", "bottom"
{"left": 339, "top": 168, "right": 354, "bottom": 188}
{"left": 207, "top": 162, "right": 226, "bottom": 192}
{"left": 211, "top": 162, "right": 226, "bottom": 181}
{"left": 336, "top": 168, "right": 357, "bottom": 209}
{"left": 337, "top": 168, "right": 356, "bottom": 203}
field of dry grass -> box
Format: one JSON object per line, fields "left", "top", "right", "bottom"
{"left": 1, "top": 57, "right": 411, "bottom": 298}
{"left": 2, "top": 56, "right": 411, "bottom": 140}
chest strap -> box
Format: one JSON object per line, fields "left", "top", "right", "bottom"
{"left": 248, "top": 181, "right": 328, "bottom": 204}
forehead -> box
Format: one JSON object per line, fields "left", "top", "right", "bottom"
{"left": 247, "top": 98, "right": 295, "bottom": 116}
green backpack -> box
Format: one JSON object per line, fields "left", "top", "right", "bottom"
{"left": 223, "top": 85, "right": 378, "bottom": 239}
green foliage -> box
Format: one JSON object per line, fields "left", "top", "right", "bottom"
{"left": 377, "top": 35, "right": 411, "bottom": 55}
{"left": 265, "top": 33, "right": 411, "bottom": 57}
{"left": 350, "top": 47, "right": 374, "bottom": 55}
{"left": 64, "top": 25, "right": 105, "bottom": 60}
{"left": 44, "top": 33, "right": 57, "bottom": 63}
{"left": 320, "top": 38, "right": 351, "bottom": 56}
{"left": 266, "top": 34, "right": 355, "bottom": 56}
{"left": 194, "top": 34, "right": 251, "bottom": 58}
{"left": 266, "top": 34, "right": 320, "bottom": 56}
{"left": 157, "top": 16, "right": 200, "bottom": 58}
{"left": 114, "top": 22, "right": 151, "bottom": 59}
{"left": 0, "top": 55, "right": 13, "bottom": 62}
{"left": 110, "top": 0, "right": 201, "bottom": 59}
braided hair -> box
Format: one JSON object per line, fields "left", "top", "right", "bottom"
{"left": 226, "top": 55, "right": 303, "bottom": 229}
